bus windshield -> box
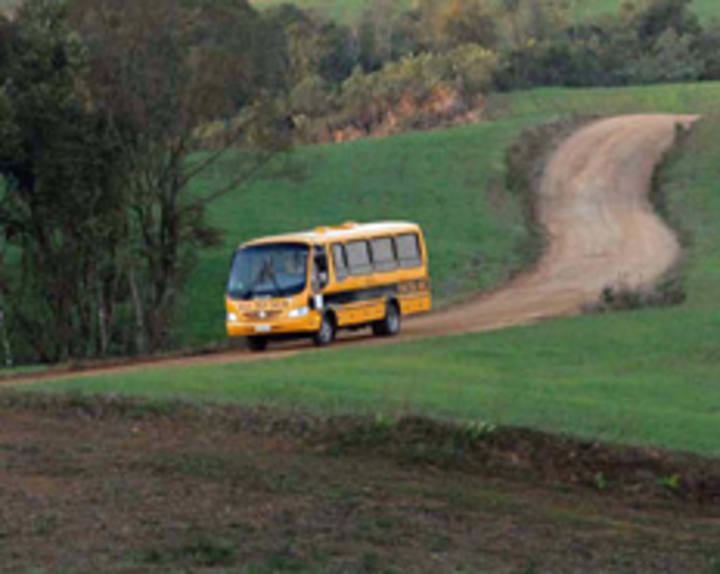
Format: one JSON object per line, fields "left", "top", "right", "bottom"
{"left": 227, "top": 242, "right": 309, "bottom": 300}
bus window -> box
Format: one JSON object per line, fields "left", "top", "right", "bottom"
{"left": 332, "top": 243, "right": 348, "bottom": 281}
{"left": 371, "top": 237, "right": 397, "bottom": 272}
{"left": 396, "top": 233, "right": 422, "bottom": 268}
{"left": 346, "top": 240, "right": 372, "bottom": 275}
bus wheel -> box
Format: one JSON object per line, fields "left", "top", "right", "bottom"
{"left": 373, "top": 301, "right": 401, "bottom": 337}
{"left": 314, "top": 313, "right": 336, "bottom": 347}
{"left": 246, "top": 336, "right": 268, "bottom": 352}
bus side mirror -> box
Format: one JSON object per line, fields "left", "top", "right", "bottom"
{"left": 312, "top": 271, "right": 329, "bottom": 293}
{"left": 309, "top": 294, "right": 324, "bottom": 310}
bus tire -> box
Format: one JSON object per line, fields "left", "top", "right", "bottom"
{"left": 314, "top": 313, "right": 336, "bottom": 347}
{"left": 373, "top": 301, "right": 401, "bottom": 337}
{"left": 246, "top": 336, "right": 268, "bottom": 352}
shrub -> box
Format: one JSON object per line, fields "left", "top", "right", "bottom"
{"left": 585, "top": 274, "right": 687, "bottom": 314}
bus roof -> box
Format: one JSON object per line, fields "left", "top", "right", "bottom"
{"left": 239, "top": 221, "right": 422, "bottom": 248}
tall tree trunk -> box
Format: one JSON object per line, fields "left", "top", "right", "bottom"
{"left": 96, "top": 280, "right": 108, "bottom": 356}
{"left": 128, "top": 266, "right": 148, "bottom": 355}
{"left": 0, "top": 300, "right": 13, "bottom": 368}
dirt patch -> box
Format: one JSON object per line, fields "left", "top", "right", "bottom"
{"left": 0, "top": 394, "right": 718, "bottom": 573}
{"left": 3, "top": 393, "right": 720, "bottom": 505}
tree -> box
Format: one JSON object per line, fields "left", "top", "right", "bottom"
{"left": 0, "top": 0, "right": 128, "bottom": 361}
{"left": 631, "top": 0, "right": 701, "bottom": 45}
{"left": 262, "top": 5, "right": 357, "bottom": 88}
{"left": 435, "top": 0, "right": 498, "bottom": 49}
{"left": 357, "top": 0, "right": 417, "bottom": 71}
{"left": 0, "top": 0, "right": 285, "bottom": 363}
{"left": 697, "top": 19, "right": 720, "bottom": 79}
{"left": 70, "top": 0, "right": 287, "bottom": 353}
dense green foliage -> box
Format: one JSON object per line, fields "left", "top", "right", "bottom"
{"left": 0, "top": 1, "right": 127, "bottom": 361}
{"left": 287, "top": 45, "right": 499, "bottom": 142}
{"left": 264, "top": 0, "right": 720, "bottom": 139}
{"left": 0, "top": 0, "right": 283, "bottom": 362}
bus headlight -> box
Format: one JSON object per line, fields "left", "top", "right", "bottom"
{"left": 288, "top": 306, "right": 309, "bottom": 318}
{"left": 226, "top": 312, "right": 239, "bottom": 323}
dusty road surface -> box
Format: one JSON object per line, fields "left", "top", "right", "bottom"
{"left": 4, "top": 114, "right": 697, "bottom": 384}
{"left": 407, "top": 113, "right": 698, "bottom": 335}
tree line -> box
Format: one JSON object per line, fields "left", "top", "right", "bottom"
{"left": 0, "top": 0, "right": 715, "bottom": 364}
{"left": 0, "top": 0, "right": 287, "bottom": 363}
{"left": 279, "top": 0, "right": 720, "bottom": 140}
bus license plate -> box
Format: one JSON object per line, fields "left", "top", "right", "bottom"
{"left": 254, "top": 324, "right": 271, "bottom": 333}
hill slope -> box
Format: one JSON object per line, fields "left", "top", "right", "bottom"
{"left": 177, "top": 81, "right": 720, "bottom": 348}
{"left": 28, "top": 87, "right": 720, "bottom": 456}
{"left": 251, "top": 0, "right": 720, "bottom": 25}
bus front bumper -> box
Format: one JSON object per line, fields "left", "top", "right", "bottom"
{"left": 226, "top": 314, "right": 321, "bottom": 338}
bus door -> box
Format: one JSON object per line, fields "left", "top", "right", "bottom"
{"left": 311, "top": 245, "right": 329, "bottom": 308}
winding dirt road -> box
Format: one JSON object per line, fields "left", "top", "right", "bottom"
{"left": 6, "top": 114, "right": 697, "bottom": 383}
{"left": 408, "top": 113, "right": 698, "bottom": 336}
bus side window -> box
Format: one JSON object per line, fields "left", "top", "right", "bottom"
{"left": 396, "top": 233, "right": 422, "bottom": 268}
{"left": 346, "top": 240, "right": 372, "bottom": 276}
{"left": 371, "top": 237, "right": 398, "bottom": 272}
{"left": 332, "top": 243, "right": 348, "bottom": 282}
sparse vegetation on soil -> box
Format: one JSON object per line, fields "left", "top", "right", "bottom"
{"left": 0, "top": 394, "right": 718, "bottom": 573}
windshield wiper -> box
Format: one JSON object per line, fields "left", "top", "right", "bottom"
{"left": 243, "top": 259, "right": 283, "bottom": 298}
{"left": 267, "top": 265, "right": 283, "bottom": 297}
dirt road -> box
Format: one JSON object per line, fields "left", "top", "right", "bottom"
{"left": 408, "top": 114, "right": 698, "bottom": 335}
{"left": 5, "top": 114, "right": 697, "bottom": 383}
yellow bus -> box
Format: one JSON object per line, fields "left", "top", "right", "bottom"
{"left": 225, "top": 221, "right": 431, "bottom": 351}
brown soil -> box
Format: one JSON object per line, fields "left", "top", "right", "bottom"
{"left": 0, "top": 395, "right": 718, "bottom": 573}
{"left": 2, "top": 114, "right": 698, "bottom": 385}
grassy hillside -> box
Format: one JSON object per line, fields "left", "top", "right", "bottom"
{"left": 569, "top": 0, "right": 719, "bottom": 22}
{"left": 176, "top": 81, "right": 720, "bottom": 349}
{"left": 31, "top": 91, "right": 720, "bottom": 456}
{"left": 178, "top": 119, "right": 533, "bottom": 348}
{"left": 252, "top": 0, "right": 720, "bottom": 25}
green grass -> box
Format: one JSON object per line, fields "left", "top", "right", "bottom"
{"left": 28, "top": 307, "right": 720, "bottom": 456}
{"left": 178, "top": 118, "right": 534, "bottom": 347}
{"left": 3, "top": 2, "right": 720, "bottom": 457}
{"left": 488, "top": 82, "right": 720, "bottom": 120}
{"left": 177, "top": 81, "right": 720, "bottom": 349}
{"left": 0, "top": 364, "right": 47, "bottom": 377}
{"left": 570, "top": 0, "right": 720, "bottom": 23}
{"left": 26, "top": 111, "right": 720, "bottom": 456}
{"left": 251, "top": 0, "right": 720, "bottom": 25}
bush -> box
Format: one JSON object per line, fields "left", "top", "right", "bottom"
{"left": 585, "top": 274, "right": 687, "bottom": 314}
{"left": 285, "top": 45, "right": 499, "bottom": 142}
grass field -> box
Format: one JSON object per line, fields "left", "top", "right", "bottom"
{"left": 251, "top": 0, "right": 720, "bottom": 25}
{"left": 178, "top": 119, "right": 533, "bottom": 348}
{"left": 570, "top": 0, "right": 720, "bottom": 23}
{"left": 28, "top": 106, "right": 720, "bottom": 456}
{"left": 176, "top": 81, "right": 720, "bottom": 349}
